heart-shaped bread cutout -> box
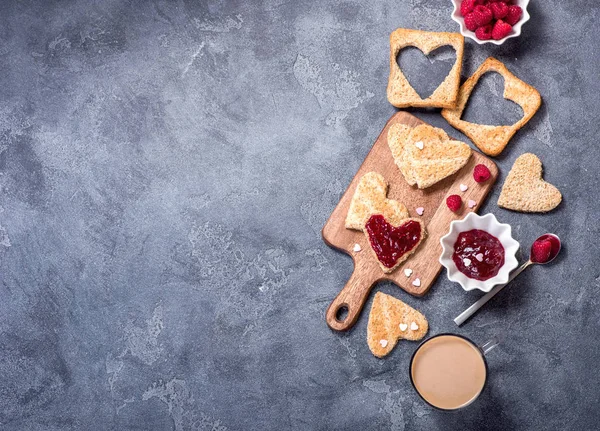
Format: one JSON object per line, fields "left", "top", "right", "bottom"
{"left": 345, "top": 172, "right": 409, "bottom": 231}
{"left": 367, "top": 292, "right": 428, "bottom": 358}
{"left": 498, "top": 153, "right": 562, "bottom": 213}
{"left": 388, "top": 123, "right": 471, "bottom": 189}
{"left": 364, "top": 215, "right": 425, "bottom": 273}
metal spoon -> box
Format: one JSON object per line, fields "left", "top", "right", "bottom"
{"left": 454, "top": 233, "right": 561, "bottom": 326}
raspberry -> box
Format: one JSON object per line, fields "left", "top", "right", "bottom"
{"left": 475, "top": 0, "right": 487, "bottom": 5}
{"left": 505, "top": 5, "right": 522, "bottom": 25}
{"left": 464, "top": 13, "right": 479, "bottom": 31}
{"left": 473, "top": 164, "right": 491, "bottom": 182}
{"left": 472, "top": 5, "right": 493, "bottom": 26}
{"left": 475, "top": 24, "right": 493, "bottom": 40}
{"left": 489, "top": 1, "right": 508, "bottom": 19}
{"left": 492, "top": 19, "right": 513, "bottom": 40}
{"left": 460, "top": 0, "right": 477, "bottom": 16}
{"left": 446, "top": 195, "right": 462, "bottom": 212}
{"left": 531, "top": 240, "right": 552, "bottom": 263}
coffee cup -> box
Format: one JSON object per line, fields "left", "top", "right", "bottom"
{"left": 409, "top": 333, "right": 499, "bottom": 410}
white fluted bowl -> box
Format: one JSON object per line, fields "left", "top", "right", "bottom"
{"left": 439, "top": 213, "right": 519, "bottom": 292}
{"left": 450, "top": 0, "right": 531, "bottom": 46}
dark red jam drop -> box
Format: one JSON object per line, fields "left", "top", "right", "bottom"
{"left": 452, "top": 229, "right": 505, "bottom": 281}
{"left": 365, "top": 215, "right": 422, "bottom": 269}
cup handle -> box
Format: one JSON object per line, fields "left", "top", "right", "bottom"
{"left": 479, "top": 336, "right": 500, "bottom": 355}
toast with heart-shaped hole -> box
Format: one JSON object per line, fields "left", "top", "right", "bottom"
{"left": 345, "top": 172, "right": 409, "bottom": 231}
{"left": 388, "top": 123, "right": 472, "bottom": 189}
{"left": 441, "top": 57, "right": 541, "bottom": 157}
{"left": 498, "top": 153, "right": 562, "bottom": 212}
{"left": 387, "top": 28, "right": 464, "bottom": 108}
{"left": 367, "top": 292, "right": 428, "bottom": 358}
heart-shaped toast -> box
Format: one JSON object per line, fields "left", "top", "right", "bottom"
{"left": 367, "top": 292, "right": 428, "bottom": 358}
{"left": 364, "top": 215, "right": 426, "bottom": 273}
{"left": 345, "top": 172, "right": 409, "bottom": 231}
{"left": 498, "top": 153, "right": 562, "bottom": 212}
{"left": 388, "top": 123, "right": 471, "bottom": 189}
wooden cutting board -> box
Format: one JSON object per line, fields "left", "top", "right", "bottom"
{"left": 323, "top": 111, "right": 498, "bottom": 331}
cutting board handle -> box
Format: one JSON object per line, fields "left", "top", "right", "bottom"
{"left": 325, "top": 259, "right": 379, "bottom": 331}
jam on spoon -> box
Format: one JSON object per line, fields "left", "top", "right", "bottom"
{"left": 452, "top": 229, "right": 505, "bottom": 281}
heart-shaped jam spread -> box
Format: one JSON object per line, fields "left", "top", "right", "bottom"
{"left": 452, "top": 229, "right": 504, "bottom": 281}
{"left": 365, "top": 215, "right": 422, "bottom": 269}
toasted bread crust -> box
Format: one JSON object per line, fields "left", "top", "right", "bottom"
{"left": 441, "top": 57, "right": 542, "bottom": 157}
{"left": 387, "top": 28, "right": 464, "bottom": 109}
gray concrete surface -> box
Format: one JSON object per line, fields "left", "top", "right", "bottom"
{"left": 0, "top": 1, "right": 598, "bottom": 430}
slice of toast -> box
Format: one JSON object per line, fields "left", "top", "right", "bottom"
{"left": 441, "top": 57, "right": 542, "bottom": 156}
{"left": 498, "top": 153, "right": 562, "bottom": 212}
{"left": 364, "top": 216, "right": 426, "bottom": 273}
{"left": 388, "top": 123, "right": 471, "bottom": 189}
{"left": 367, "top": 292, "right": 428, "bottom": 358}
{"left": 345, "top": 172, "right": 409, "bottom": 231}
{"left": 387, "top": 28, "right": 464, "bottom": 109}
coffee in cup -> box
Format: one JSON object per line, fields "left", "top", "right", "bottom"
{"left": 410, "top": 334, "right": 496, "bottom": 410}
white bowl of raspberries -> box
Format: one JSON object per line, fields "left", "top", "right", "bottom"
{"left": 451, "top": 0, "right": 530, "bottom": 45}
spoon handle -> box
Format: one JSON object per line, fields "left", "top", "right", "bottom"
{"left": 454, "top": 260, "right": 533, "bottom": 326}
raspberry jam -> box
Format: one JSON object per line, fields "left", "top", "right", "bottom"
{"left": 365, "top": 215, "right": 422, "bottom": 269}
{"left": 452, "top": 229, "right": 505, "bottom": 281}
{"left": 531, "top": 234, "right": 561, "bottom": 263}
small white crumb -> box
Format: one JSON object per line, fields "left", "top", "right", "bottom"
{"left": 410, "top": 322, "right": 419, "bottom": 331}
{"left": 463, "top": 258, "right": 471, "bottom": 267}
{"left": 414, "top": 141, "right": 424, "bottom": 150}
{"left": 475, "top": 253, "right": 484, "bottom": 262}
{"left": 412, "top": 278, "right": 421, "bottom": 287}
{"left": 399, "top": 323, "right": 408, "bottom": 331}
{"left": 468, "top": 199, "right": 477, "bottom": 209}
{"left": 415, "top": 207, "right": 424, "bottom": 216}
{"left": 404, "top": 268, "right": 413, "bottom": 277}
{"left": 460, "top": 184, "right": 468, "bottom": 192}
{"left": 353, "top": 243, "right": 362, "bottom": 252}
{"left": 380, "top": 339, "right": 388, "bottom": 347}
